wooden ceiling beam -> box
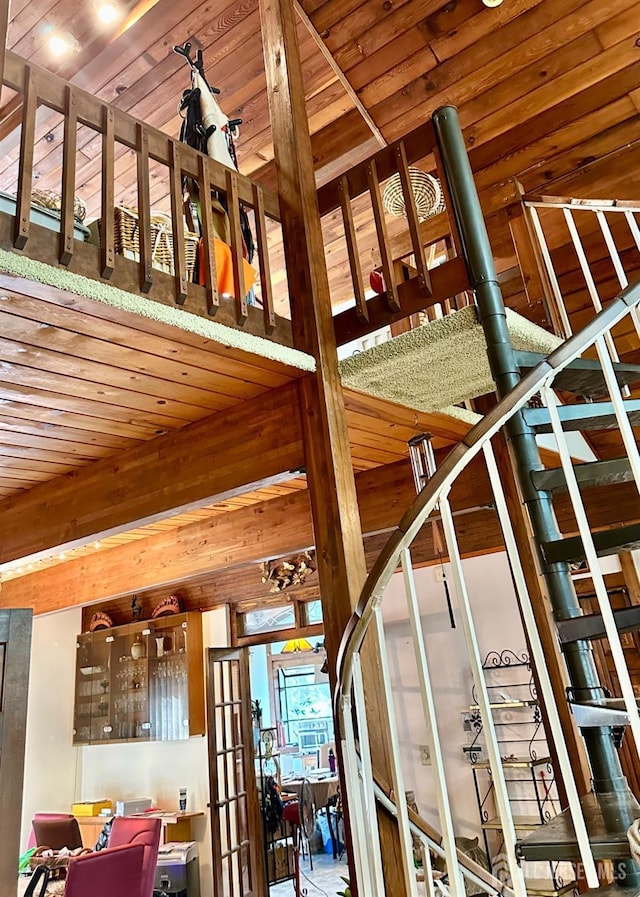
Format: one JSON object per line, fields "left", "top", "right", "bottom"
{"left": 3, "top": 450, "right": 640, "bottom": 614}
{"left": 0, "top": 380, "right": 305, "bottom": 568}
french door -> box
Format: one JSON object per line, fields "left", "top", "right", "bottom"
{"left": 207, "top": 648, "right": 266, "bottom": 897}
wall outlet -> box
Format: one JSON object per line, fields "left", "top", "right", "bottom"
{"left": 435, "top": 567, "right": 447, "bottom": 583}
{"left": 419, "top": 744, "right": 431, "bottom": 765}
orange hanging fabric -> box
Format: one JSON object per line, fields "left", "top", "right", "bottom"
{"left": 198, "top": 237, "right": 256, "bottom": 298}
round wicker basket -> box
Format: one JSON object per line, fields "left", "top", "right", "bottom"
{"left": 382, "top": 168, "right": 445, "bottom": 222}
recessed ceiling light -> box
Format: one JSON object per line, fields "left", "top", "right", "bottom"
{"left": 97, "top": 2, "right": 121, "bottom": 24}
{"left": 482, "top": 0, "right": 504, "bottom": 6}
{"left": 48, "top": 32, "right": 75, "bottom": 56}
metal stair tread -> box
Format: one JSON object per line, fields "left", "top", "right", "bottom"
{"left": 532, "top": 458, "right": 635, "bottom": 492}
{"left": 515, "top": 351, "right": 640, "bottom": 398}
{"left": 570, "top": 697, "right": 640, "bottom": 727}
{"left": 523, "top": 400, "right": 640, "bottom": 433}
{"left": 541, "top": 524, "right": 640, "bottom": 565}
{"left": 516, "top": 790, "right": 640, "bottom": 862}
{"left": 558, "top": 606, "right": 640, "bottom": 644}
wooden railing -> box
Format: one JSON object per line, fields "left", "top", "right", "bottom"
{"left": 0, "top": 51, "right": 286, "bottom": 341}
{"left": 317, "top": 120, "right": 472, "bottom": 346}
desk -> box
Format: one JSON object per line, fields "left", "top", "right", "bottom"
{"left": 74, "top": 812, "right": 204, "bottom": 848}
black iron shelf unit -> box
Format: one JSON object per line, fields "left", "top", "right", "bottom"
{"left": 466, "top": 649, "right": 577, "bottom": 897}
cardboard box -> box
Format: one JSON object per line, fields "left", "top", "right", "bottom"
{"left": 72, "top": 800, "right": 112, "bottom": 817}
{"left": 269, "top": 842, "right": 294, "bottom": 882}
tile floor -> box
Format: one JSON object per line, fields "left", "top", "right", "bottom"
{"left": 269, "top": 849, "right": 350, "bottom": 897}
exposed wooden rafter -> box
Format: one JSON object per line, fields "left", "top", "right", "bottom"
{"left": 0, "top": 380, "right": 305, "bottom": 568}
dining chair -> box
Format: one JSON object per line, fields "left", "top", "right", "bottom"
{"left": 64, "top": 842, "right": 144, "bottom": 897}
{"left": 108, "top": 816, "right": 161, "bottom": 897}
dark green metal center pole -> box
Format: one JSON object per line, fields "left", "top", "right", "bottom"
{"left": 432, "top": 104, "right": 638, "bottom": 886}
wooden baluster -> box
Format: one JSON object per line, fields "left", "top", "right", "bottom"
{"left": 226, "top": 169, "right": 247, "bottom": 324}
{"left": 101, "top": 106, "right": 115, "bottom": 279}
{"left": 396, "top": 141, "right": 431, "bottom": 296}
{"left": 14, "top": 65, "right": 37, "bottom": 250}
{"left": 197, "top": 154, "right": 219, "bottom": 316}
{"left": 367, "top": 158, "right": 400, "bottom": 312}
{"left": 59, "top": 85, "right": 77, "bottom": 266}
{"left": 136, "top": 122, "right": 153, "bottom": 293}
{"left": 339, "top": 174, "right": 368, "bottom": 323}
{"left": 252, "top": 183, "right": 275, "bottom": 334}
{"left": 0, "top": 0, "right": 9, "bottom": 93}
{"left": 168, "top": 141, "right": 188, "bottom": 305}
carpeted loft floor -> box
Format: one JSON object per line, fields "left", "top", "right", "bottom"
{"left": 339, "top": 306, "right": 561, "bottom": 415}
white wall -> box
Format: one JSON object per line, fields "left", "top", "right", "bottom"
{"left": 21, "top": 605, "right": 230, "bottom": 897}
{"left": 381, "top": 552, "right": 531, "bottom": 837}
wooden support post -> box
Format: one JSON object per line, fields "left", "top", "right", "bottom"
{"left": 492, "top": 435, "right": 592, "bottom": 803}
{"left": 258, "top": 0, "right": 405, "bottom": 891}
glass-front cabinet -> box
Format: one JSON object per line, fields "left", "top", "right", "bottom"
{"left": 73, "top": 612, "right": 204, "bottom": 745}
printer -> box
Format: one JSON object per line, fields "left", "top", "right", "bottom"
{"left": 154, "top": 841, "right": 200, "bottom": 897}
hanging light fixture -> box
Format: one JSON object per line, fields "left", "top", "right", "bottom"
{"left": 281, "top": 638, "right": 313, "bottom": 654}
{"left": 383, "top": 167, "right": 445, "bottom": 222}
{"left": 408, "top": 433, "right": 456, "bottom": 629}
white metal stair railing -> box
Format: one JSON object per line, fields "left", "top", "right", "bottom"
{"left": 336, "top": 280, "right": 640, "bottom": 897}
{"left": 522, "top": 195, "right": 640, "bottom": 343}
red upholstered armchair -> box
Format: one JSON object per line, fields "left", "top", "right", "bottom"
{"left": 108, "top": 816, "right": 162, "bottom": 897}
{"left": 64, "top": 842, "right": 144, "bottom": 897}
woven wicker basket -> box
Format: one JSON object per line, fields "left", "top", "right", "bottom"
{"left": 382, "top": 168, "right": 445, "bottom": 222}
{"left": 113, "top": 206, "right": 199, "bottom": 279}
{"left": 31, "top": 188, "right": 87, "bottom": 223}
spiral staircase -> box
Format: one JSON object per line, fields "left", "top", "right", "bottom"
{"left": 334, "top": 108, "right": 640, "bottom": 897}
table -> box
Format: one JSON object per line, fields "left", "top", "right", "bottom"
{"left": 281, "top": 775, "right": 339, "bottom": 811}
{"left": 74, "top": 811, "right": 204, "bottom": 848}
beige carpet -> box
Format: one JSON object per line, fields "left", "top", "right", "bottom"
{"left": 339, "top": 306, "right": 561, "bottom": 414}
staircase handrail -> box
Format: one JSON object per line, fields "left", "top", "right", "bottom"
{"left": 336, "top": 279, "right": 640, "bottom": 712}
{"left": 372, "top": 779, "right": 515, "bottom": 897}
